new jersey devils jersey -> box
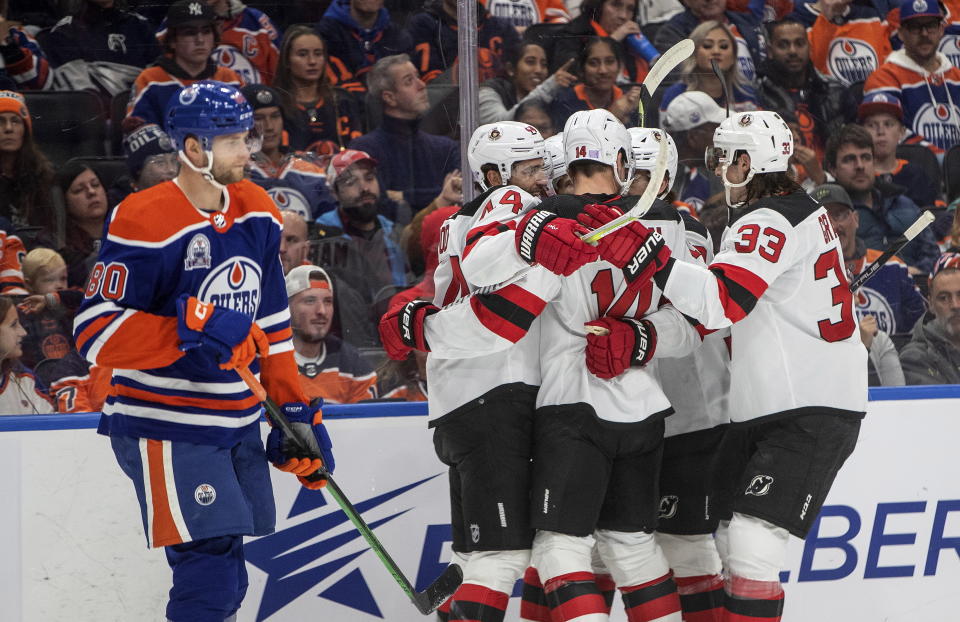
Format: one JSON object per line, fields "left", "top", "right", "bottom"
{"left": 73, "top": 179, "right": 306, "bottom": 447}
{"left": 656, "top": 190, "right": 867, "bottom": 423}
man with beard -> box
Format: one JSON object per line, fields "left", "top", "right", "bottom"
{"left": 286, "top": 264, "right": 378, "bottom": 403}
{"left": 316, "top": 149, "right": 409, "bottom": 295}
{"left": 901, "top": 252, "right": 960, "bottom": 383}
{"left": 757, "top": 17, "right": 845, "bottom": 158}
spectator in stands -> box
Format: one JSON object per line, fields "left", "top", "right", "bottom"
{"left": 782, "top": 109, "right": 827, "bottom": 190}
{"left": 662, "top": 90, "right": 725, "bottom": 215}
{"left": 408, "top": 0, "right": 519, "bottom": 83}
{"left": 814, "top": 182, "right": 927, "bottom": 336}
{"left": 205, "top": 0, "right": 280, "bottom": 85}
{"left": 272, "top": 24, "right": 364, "bottom": 155}
{"left": 0, "top": 91, "right": 54, "bottom": 238}
{"left": 547, "top": 0, "right": 650, "bottom": 84}
{"left": 757, "top": 16, "right": 844, "bottom": 157}
{"left": 349, "top": 54, "right": 460, "bottom": 212}
{"left": 858, "top": 92, "right": 941, "bottom": 211}
{"left": 18, "top": 248, "right": 83, "bottom": 369}
{"left": 44, "top": 0, "right": 159, "bottom": 99}
{"left": 21, "top": 247, "right": 66, "bottom": 295}
{"left": 316, "top": 149, "right": 409, "bottom": 293}
{"left": 791, "top": 0, "right": 892, "bottom": 87}
{"left": 0, "top": 8, "right": 52, "bottom": 90}
{"left": 317, "top": 0, "right": 413, "bottom": 93}
{"left": 279, "top": 208, "right": 310, "bottom": 274}
{"left": 515, "top": 100, "right": 556, "bottom": 139}
{"left": 660, "top": 21, "right": 759, "bottom": 117}
{"left": 286, "top": 264, "right": 378, "bottom": 403}
{"left": 478, "top": 41, "right": 576, "bottom": 124}
{"left": 110, "top": 122, "right": 179, "bottom": 205}
{"left": 0, "top": 216, "right": 26, "bottom": 294}
{"left": 377, "top": 350, "right": 426, "bottom": 400}
{"left": 864, "top": 0, "right": 960, "bottom": 155}
{"left": 0, "top": 295, "right": 53, "bottom": 414}
{"left": 243, "top": 83, "right": 337, "bottom": 218}
{"left": 126, "top": 0, "right": 242, "bottom": 127}
{"left": 549, "top": 37, "right": 641, "bottom": 128}
{"left": 57, "top": 163, "right": 108, "bottom": 288}
{"left": 654, "top": 0, "right": 763, "bottom": 83}
{"left": 826, "top": 124, "right": 940, "bottom": 273}
{"left": 901, "top": 252, "right": 960, "bottom": 384}
{"left": 859, "top": 313, "right": 906, "bottom": 386}
{"left": 487, "top": 0, "right": 571, "bottom": 30}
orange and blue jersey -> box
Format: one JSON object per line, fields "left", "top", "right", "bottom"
{"left": 0, "top": 220, "right": 26, "bottom": 295}
{"left": 2, "top": 28, "right": 52, "bottom": 90}
{"left": 793, "top": 0, "right": 894, "bottom": 86}
{"left": 74, "top": 178, "right": 306, "bottom": 447}
{"left": 888, "top": 0, "right": 960, "bottom": 67}
{"left": 126, "top": 56, "right": 243, "bottom": 126}
{"left": 864, "top": 49, "right": 960, "bottom": 152}
{"left": 294, "top": 335, "right": 377, "bottom": 404}
{"left": 247, "top": 151, "right": 337, "bottom": 219}
{"left": 482, "top": 0, "right": 570, "bottom": 27}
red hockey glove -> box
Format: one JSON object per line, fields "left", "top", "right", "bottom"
{"left": 516, "top": 209, "right": 599, "bottom": 276}
{"left": 265, "top": 401, "right": 334, "bottom": 490}
{"left": 577, "top": 204, "right": 671, "bottom": 288}
{"left": 378, "top": 300, "right": 439, "bottom": 360}
{"left": 584, "top": 317, "right": 657, "bottom": 379}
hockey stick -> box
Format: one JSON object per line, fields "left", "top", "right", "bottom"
{"left": 638, "top": 38, "right": 695, "bottom": 128}
{"left": 710, "top": 58, "right": 732, "bottom": 118}
{"left": 236, "top": 367, "right": 463, "bottom": 615}
{"left": 848, "top": 210, "right": 935, "bottom": 292}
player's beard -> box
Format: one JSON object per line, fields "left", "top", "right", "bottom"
{"left": 212, "top": 159, "right": 245, "bottom": 185}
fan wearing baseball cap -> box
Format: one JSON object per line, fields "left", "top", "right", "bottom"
{"left": 285, "top": 264, "right": 378, "bottom": 403}
{"left": 864, "top": 0, "right": 960, "bottom": 154}
{"left": 662, "top": 90, "right": 725, "bottom": 214}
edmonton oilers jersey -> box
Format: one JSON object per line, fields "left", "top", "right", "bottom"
{"left": 74, "top": 179, "right": 303, "bottom": 447}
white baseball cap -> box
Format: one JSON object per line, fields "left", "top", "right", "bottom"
{"left": 663, "top": 90, "right": 727, "bottom": 133}
{"left": 285, "top": 264, "right": 334, "bottom": 298}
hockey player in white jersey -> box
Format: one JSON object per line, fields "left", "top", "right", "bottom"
{"left": 543, "top": 133, "right": 574, "bottom": 196}
{"left": 585, "top": 111, "right": 867, "bottom": 622}
{"left": 381, "top": 120, "right": 600, "bottom": 622}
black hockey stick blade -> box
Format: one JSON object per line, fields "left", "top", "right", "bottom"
{"left": 710, "top": 58, "right": 731, "bottom": 118}
{"left": 237, "top": 367, "right": 463, "bottom": 614}
{"left": 848, "top": 210, "right": 934, "bottom": 292}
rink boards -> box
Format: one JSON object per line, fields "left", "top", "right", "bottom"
{"left": 0, "top": 387, "right": 957, "bottom": 622}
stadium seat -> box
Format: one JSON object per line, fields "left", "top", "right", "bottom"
{"left": 109, "top": 90, "right": 131, "bottom": 156}
{"left": 66, "top": 156, "right": 129, "bottom": 192}
{"left": 896, "top": 143, "right": 942, "bottom": 198}
{"left": 25, "top": 91, "right": 107, "bottom": 166}
{"left": 944, "top": 144, "right": 960, "bottom": 201}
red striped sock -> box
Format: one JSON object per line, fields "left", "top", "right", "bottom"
{"left": 620, "top": 572, "right": 682, "bottom": 621}
{"left": 595, "top": 573, "right": 616, "bottom": 614}
{"left": 521, "top": 567, "right": 553, "bottom": 622}
{"left": 674, "top": 574, "right": 724, "bottom": 622}
{"left": 447, "top": 583, "right": 509, "bottom": 622}
{"left": 723, "top": 576, "right": 783, "bottom": 622}
{"left": 544, "top": 571, "right": 608, "bottom": 621}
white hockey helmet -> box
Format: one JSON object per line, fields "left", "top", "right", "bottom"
{"left": 467, "top": 121, "right": 546, "bottom": 191}
{"left": 562, "top": 109, "right": 633, "bottom": 193}
{"left": 542, "top": 133, "right": 566, "bottom": 196}
{"left": 705, "top": 111, "right": 793, "bottom": 206}
{"left": 628, "top": 127, "right": 678, "bottom": 198}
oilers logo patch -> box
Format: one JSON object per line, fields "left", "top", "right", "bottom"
{"left": 184, "top": 233, "right": 212, "bottom": 270}
{"left": 195, "top": 484, "right": 216, "bottom": 506}
{"left": 827, "top": 38, "right": 879, "bottom": 86}
{"left": 198, "top": 256, "right": 262, "bottom": 316}
{"left": 913, "top": 102, "right": 960, "bottom": 150}
{"left": 212, "top": 44, "right": 261, "bottom": 86}
{"left": 268, "top": 187, "right": 311, "bottom": 220}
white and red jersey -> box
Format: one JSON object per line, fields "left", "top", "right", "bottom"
{"left": 426, "top": 185, "right": 544, "bottom": 424}
{"left": 652, "top": 213, "right": 730, "bottom": 438}
{"left": 655, "top": 190, "right": 867, "bottom": 424}
{"left": 427, "top": 195, "right": 701, "bottom": 425}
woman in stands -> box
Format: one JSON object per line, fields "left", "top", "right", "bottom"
{"left": 548, "top": 36, "right": 641, "bottom": 128}
{"left": 0, "top": 296, "right": 54, "bottom": 415}
{"left": 272, "top": 25, "right": 364, "bottom": 156}
{"left": 57, "top": 163, "right": 108, "bottom": 288}
{"left": 0, "top": 91, "right": 55, "bottom": 241}
{"left": 549, "top": 0, "right": 652, "bottom": 82}
{"left": 478, "top": 41, "right": 576, "bottom": 124}
{"left": 660, "top": 20, "right": 759, "bottom": 115}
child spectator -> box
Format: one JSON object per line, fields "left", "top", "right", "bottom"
{"left": 549, "top": 36, "right": 641, "bottom": 129}
{"left": 0, "top": 91, "right": 55, "bottom": 239}
{"left": 317, "top": 0, "right": 413, "bottom": 93}
{"left": 44, "top": 0, "right": 159, "bottom": 99}
{"left": 18, "top": 248, "right": 83, "bottom": 369}
{"left": 660, "top": 20, "right": 759, "bottom": 116}
{"left": 272, "top": 24, "right": 364, "bottom": 155}
{"left": 0, "top": 295, "right": 53, "bottom": 414}
{"left": 478, "top": 41, "right": 576, "bottom": 124}
{"left": 126, "top": 0, "right": 242, "bottom": 127}
{"left": 859, "top": 92, "right": 941, "bottom": 210}
{"left": 57, "top": 163, "right": 109, "bottom": 288}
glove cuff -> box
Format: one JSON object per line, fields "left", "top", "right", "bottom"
{"left": 398, "top": 300, "right": 437, "bottom": 350}
{"left": 622, "top": 230, "right": 665, "bottom": 284}
{"left": 626, "top": 319, "right": 657, "bottom": 367}
{"left": 516, "top": 210, "right": 558, "bottom": 264}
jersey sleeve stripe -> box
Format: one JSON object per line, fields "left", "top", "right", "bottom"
{"left": 256, "top": 309, "right": 291, "bottom": 329}
{"left": 468, "top": 283, "right": 546, "bottom": 343}
{"left": 463, "top": 222, "right": 515, "bottom": 258}
{"left": 268, "top": 340, "right": 293, "bottom": 356}
{"left": 265, "top": 326, "right": 292, "bottom": 344}
{"left": 75, "top": 311, "right": 121, "bottom": 355}
{"left": 74, "top": 300, "right": 125, "bottom": 329}
{"left": 708, "top": 263, "right": 769, "bottom": 322}
{"left": 114, "top": 384, "right": 260, "bottom": 411}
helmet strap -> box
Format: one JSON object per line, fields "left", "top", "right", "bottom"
{"left": 721, "top": 163, "right": 754, "bottom": 208}
{"left": 179, "top": 148, "right": 227, "bottom": 192}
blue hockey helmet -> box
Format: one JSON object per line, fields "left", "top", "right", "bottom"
{"left": 165, "top": 80, "right": 254, "bottom": 152}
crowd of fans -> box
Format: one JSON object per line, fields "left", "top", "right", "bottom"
{"left": 0, "top": 0, "right": 958, "bottom": 415}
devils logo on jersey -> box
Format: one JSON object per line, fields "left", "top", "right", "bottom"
{"left": 745, "top": 474, "right": 774, "bottom": 496}
{"left": 827, "top": 38, "right": 879, "bottom": 86}
{"left": 198, "top": 256, "right": 262, "bottom": 316}
{"left": 658, "top": 495, "right": 679, "bottom": 519}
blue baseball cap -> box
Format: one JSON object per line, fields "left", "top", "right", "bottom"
{"left": 900, "top": 0, "right": 943, "bottom": 23}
